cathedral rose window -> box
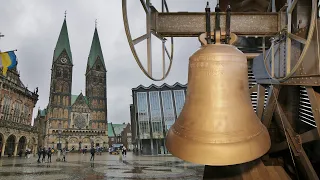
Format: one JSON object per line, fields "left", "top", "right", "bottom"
{"left": 74, "top": 114, "right": 86, "bottom": 129}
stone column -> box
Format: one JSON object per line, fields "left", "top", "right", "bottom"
{"left": 1, "top": 143, "right": 5, "bottom": 156}
{"left": 13, "top": 143, "right": 18, "bottom": 156}
{"left": 150, "top": 138, "right": 154, "bottom": 155}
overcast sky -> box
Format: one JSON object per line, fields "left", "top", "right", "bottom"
{"left": 0, "top": 0, "right": 217, "bottom": 124}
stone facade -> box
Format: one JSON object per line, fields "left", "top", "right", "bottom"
{"left": 42, "top": 18, "right": 108, "bottom": 151}
{"left": 121, "top": 123, "right": 133, "bottom": 150}
{"left": 0, "top": 67, "right": 39, "bottom": 156}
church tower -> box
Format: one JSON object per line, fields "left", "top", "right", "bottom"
{"left": 48, "top": 17, "right": 73, "bottom": 130}
{"left": 85, "top": 26, "right": 107, "bottom": 130}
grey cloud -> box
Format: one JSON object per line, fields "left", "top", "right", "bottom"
{"left": 0, "top": 0, "right": 217, "bottom": 124}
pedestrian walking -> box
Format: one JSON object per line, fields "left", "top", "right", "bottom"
{"left": 62, "top": 148, "right": 67, "bottom": 162}
{"left": 90, "top": 146, "right": 95, "bottom": 161}
{"left": 122, "top": 146, "right": 127, "bottom": 157}
{"left": 26, "top": 148, "right": 31, "bottom": 158}
{"left": 47, "top": 147, "right": 52, "bottom": 162}
{"left": 41, "top": 147, "right": 46, "bottom": 162}
{"left": 37, "top": 146, "right": 42, "bottom": 163}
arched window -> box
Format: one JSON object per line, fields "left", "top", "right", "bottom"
{"left": 53, "top": 108, "right": 58, "bottom": 118}
{"left": 56, "top": 67, "right": 62, "bottom": 77}
{"left": 63, "top": 83, "right": 69, "bottom": 92}
{"left": 96, "top": 65, "right": 100, "bottom": 71}
{"left": 64, "top": 109, "right": 68, "bottom": 118}
{"left": 63, "top": 69, "right": 68, "bottom": 78}
{"left": 55, "top": 82, "right": 62, "bottom": 92}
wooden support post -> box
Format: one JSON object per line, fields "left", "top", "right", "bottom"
{"left": 262, "top": 85, "right": 280, "bottom": 128}
{"left": 273, "top": 102, "right": 319, "bottom": 180}
{"left": 305, "top": 87, "right": 320, "bottom": 135}
{"left": 271, "top": 128, "right": 320, "bottom": 153}
{"left": 257, "top": 85, "right": 266, "bottom": 119}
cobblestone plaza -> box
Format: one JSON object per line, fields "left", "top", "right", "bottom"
{"left": 0, "top": 152, "right": 204, "bottom": 180}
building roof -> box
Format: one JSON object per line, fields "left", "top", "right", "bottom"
{"left": 112, "top": 123, "right": 127, "bottom": 136}
{"left": 87, "top": 27, "right": 105, "bottom": 71}
{"left": 71, "top": 93, "right": 89, "bottom": 106}
{"left": 53, "top": 18, "right": 72, "bottom": 63}
{"left": 108, "top": 123, "right": 115, "bottom": 137}
{"left": 132, "top": 82, "right": 187, "bottom": 91}
{"left": 39, "top": 109, "right": 47, "bottom": 116}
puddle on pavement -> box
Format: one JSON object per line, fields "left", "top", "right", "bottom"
{"left": 0, "top": 171, "right": 60, "bottom": 177}
{"left": 123, "top": 167, "right": 146, "bottom": 174}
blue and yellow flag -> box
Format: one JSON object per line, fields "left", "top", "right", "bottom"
{"left": 0, "top": 51, "right": 17, "bottom": 76}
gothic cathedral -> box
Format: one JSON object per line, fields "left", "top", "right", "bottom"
{"left": 44, "top": 18, "right": 108, "bottom": 150}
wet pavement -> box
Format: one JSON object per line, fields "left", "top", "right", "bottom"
{"left": 0, "top": 152, "right": 204, "bottom": 180}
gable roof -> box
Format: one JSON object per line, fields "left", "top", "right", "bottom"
{"left": 40, "top": 109, "right": 47, "bottom": 116}
{"left": 112, "top": 123, "right": 127, "bottom": 135}
{"left": 132, "top": 82, "right": 187, "bottom": 91}
{"left": 53, "top": 19, "right": 72, "bottom": 63}
{"left": 86, "top": 27, "right": 106, "bottom": 71}
{"left": 108, "top": 123, "right": 115, "bottom": 137}
{"left": 37, "top": 108, "right": 47, "bottom": 118}
{"left": 71, "top": 93, "right": 89, "bottom": 106}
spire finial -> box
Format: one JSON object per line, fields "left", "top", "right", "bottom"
{"left": 95, "top": 19, "right": 98, "bottom": 28}
{"left": 64, "top": 10, "right": 67, "bottom": 19}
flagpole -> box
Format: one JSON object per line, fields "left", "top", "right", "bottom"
{"left": 0, "top": 33, "right": 4, "bottom": 116}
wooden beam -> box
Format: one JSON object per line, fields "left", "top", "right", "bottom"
{"left": 273, "top": 103, "right": 319, "bottom": 180}
{"left": 305, "top": 87, "right": 320, "bottom": 135}
{"left": 262, "top": 85, "right": 280, "bottom": 128}
{"left": 256, "top": 85, "right": 266, "bottom": 119}
{"left": 288, "top": 33, "right": 307, "bottom": 44}
{"left": 151, "top": 12, "right": 279, "bottom": 37}
{"left": 270, "top": 128, "right": 320, "bottom": 153}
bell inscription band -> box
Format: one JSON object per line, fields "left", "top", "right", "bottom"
{"left": 165, "top": 44, "right": 271, "bottom": 166}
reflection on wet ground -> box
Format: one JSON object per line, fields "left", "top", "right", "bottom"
{"left": 0, "top": 152, "right": 204, "bottom": 180}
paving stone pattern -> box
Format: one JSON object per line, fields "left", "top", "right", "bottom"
{"left": 0, "top": 152, "right": 204, "bottom": 180}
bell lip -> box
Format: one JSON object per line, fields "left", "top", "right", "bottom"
{"left": 165, "top": 125, "right": 271, "bottom": 166}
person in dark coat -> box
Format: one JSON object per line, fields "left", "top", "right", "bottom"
{"left": 41, "top": 147, "right": 46, "bottom": 162}
{"left": 90, "top": 146, "right": 95, "bottom": 161}
{"left": 47, "top": 147, "right": 52, "bottom": 163}
{"left": 37, "top": 146, "right": 42, "bottom": 163}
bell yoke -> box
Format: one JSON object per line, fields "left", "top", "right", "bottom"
{"left": 165, "top": 2, "right": 271, "bottom": 166}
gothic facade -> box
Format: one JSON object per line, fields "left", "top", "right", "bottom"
{"left": 0, "top": 67, "right": 39, "bottom": 156}
{"left": 42, "top": 18, "right": 108, "bottom": 150}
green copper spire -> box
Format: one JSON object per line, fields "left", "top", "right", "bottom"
{"left": 53, "top": 18, "right": 72, "bottom": 63}
{"left": 87, "top": 27, "right": 105, "bottom": 70}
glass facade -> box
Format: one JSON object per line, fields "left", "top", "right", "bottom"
{"left": 161, "top": 91, "right": 175, "bottom": 132}
{"left": 133, "top": 84, "right": 187, "bottom": 155}
{"left": 173, "top": 90, "right": 185, "bottom": 117}
{"left": 149, "top": 91, "right": 163, "bottom": 138}
{"left": 136, "top": 92, "right": 150, "bottom": 139}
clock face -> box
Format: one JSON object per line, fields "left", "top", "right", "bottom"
{"left": 61, "top": 57, "right": 67, "bottom": 63}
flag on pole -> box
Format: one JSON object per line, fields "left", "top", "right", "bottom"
{"left": 0, "top": 51, "right": 17, "bottom": 76}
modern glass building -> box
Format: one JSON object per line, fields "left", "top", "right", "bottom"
{"left": 131, "top": 83, "right": 187, "bottom": 155}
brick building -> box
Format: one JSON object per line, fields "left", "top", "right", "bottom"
{"left": 107, "top": 122, "right": 132, "bottom": 150}
{"left": 41, "top": 17, "right": 108, "bottom": 150}
{"left": 0, "top": 67, "right": 39, "bottom": 156}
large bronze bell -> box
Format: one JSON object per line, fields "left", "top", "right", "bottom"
{"left": 165, "top": 44, "right": 271, "bottom": 166}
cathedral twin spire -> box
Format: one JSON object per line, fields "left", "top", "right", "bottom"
{"left": 53, "top": 19, "right": 72, "bottom": 64}
{"left": 87, "top": 27, "right": 106, "bottom": 73}
{"left": 53, "top": 17, "right": 105, "bottom": 69}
